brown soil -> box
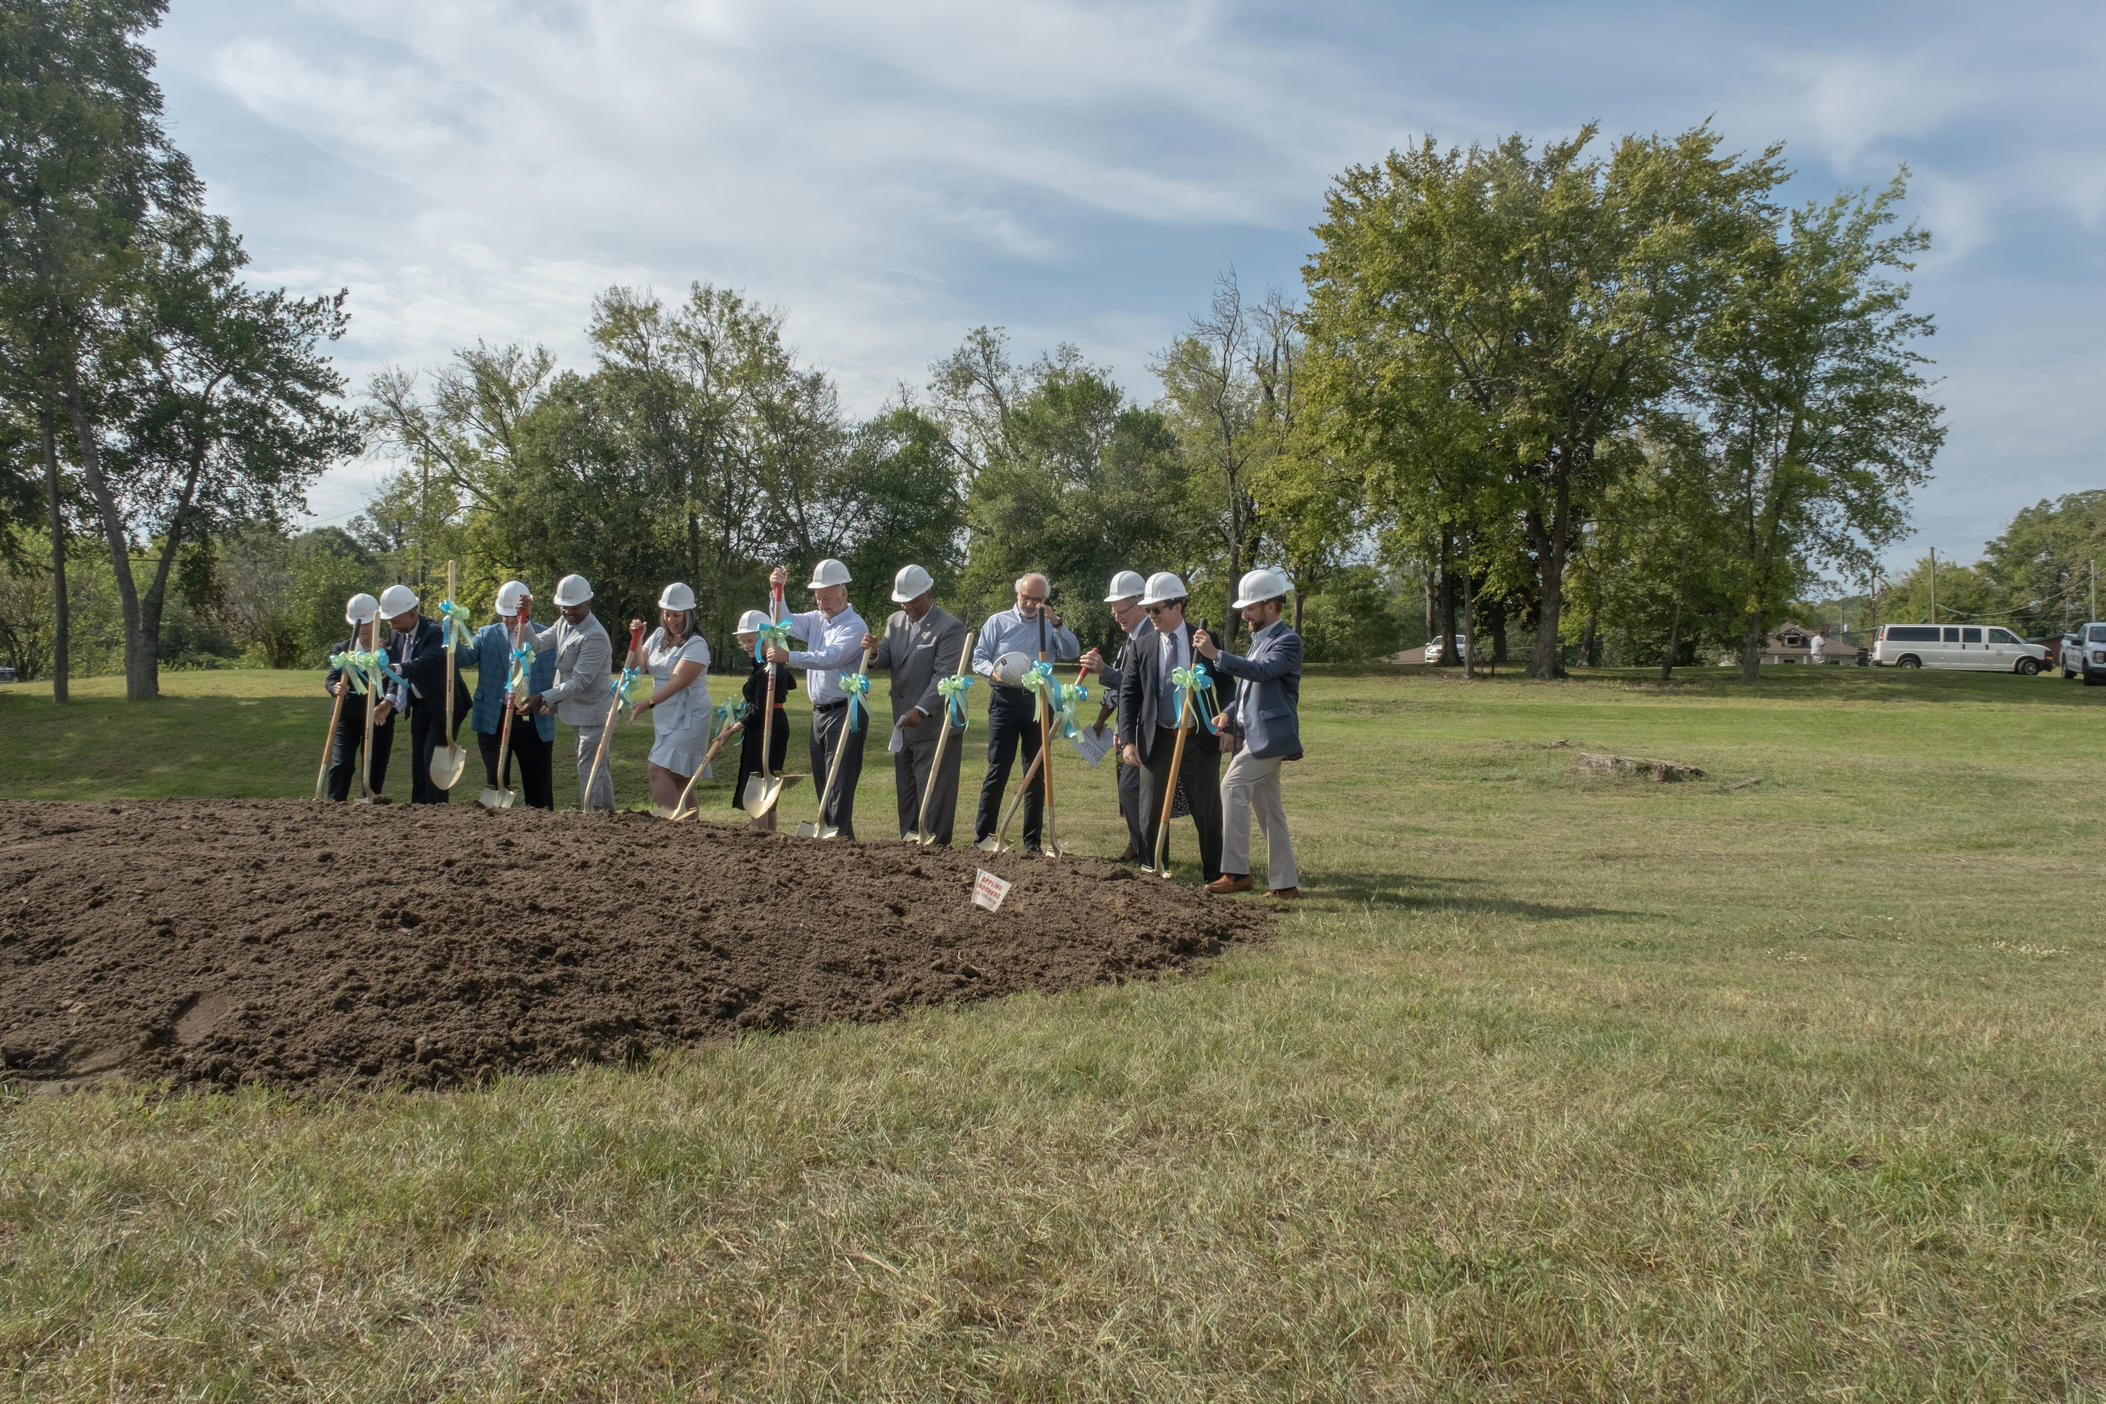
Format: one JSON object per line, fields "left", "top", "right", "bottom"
{"left": 0, "top": 800, "right": 1267, "bottom": 1095}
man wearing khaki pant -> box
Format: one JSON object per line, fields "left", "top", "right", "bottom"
{"left": 1195, "top": 568, "right": 1303, "bottom": 900}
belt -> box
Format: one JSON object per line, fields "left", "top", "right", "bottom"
{"left": 814, "top": 698, "right": 847, "bottom": 713}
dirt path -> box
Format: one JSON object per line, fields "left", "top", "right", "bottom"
{"left": 0, "top": 800, "right": 1267, "bottom": 1094}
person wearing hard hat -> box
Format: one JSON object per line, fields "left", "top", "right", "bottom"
{"left": 322, "top": 592, "right": 394, "bottom": 801}
{"left": 731, "top": 607, "right": 796, "bottom": 823}
{"left": 519, "top": 573, "right": 616, "bottom": 812}
{"left": 968, "top": 572, "right": 1081, "bottom": 853}
{"left": 624, "top": 582, "right": 716, "bottom": 813}
{"left": 1115, "top": 572, "right": 1224, "bottom": 884}
{"left": 861, "top": 564, "right": 968, "bottom": 842}
{"left": 456, "top": 581, "right": 556, "bottom": 809}
{"left": 1078, "top": 569, "right": 1150, "bottom": 862}
{"left": 766, "top": 559, "right": 871, "bottom": 838}
{"left": 1196, "top": 568, "right": 1303, "bottom": 899}
{"left": 371, "top": 583, "right": 472, "bottom": 804}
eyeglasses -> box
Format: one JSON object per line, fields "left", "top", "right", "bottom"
{"left": 1016, "top": 593, "right": 1046, "bottom": 605}
{"left": 1144, "top": 604, "right": 1176, "bottom": 616}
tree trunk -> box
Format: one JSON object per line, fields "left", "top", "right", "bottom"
{"left": 1461, "top": 553, "right": 1476, "bottom": 680}
{"left": 63, "top": 355, "right": 157, "bottom": 702}
{"left": 41, "top": 406, "right": 69, "bottom": 704}
{"left": 1291, "top": 584, "right": 1304, "bottom": 634}
{"left": 1739, "top": 608, "right": 1765, "bottom": 683}
{"left": 1660, "top": 536, "right": 1692, "bottom": 681}
{"left": 1222, "top": 479, "right": 1242, "bottom": 652}
{"left": 1580, "top": 611, "right": 1598, "bottom": 669}
{"left": 1528, "top": 468, "right": 1572, "bottom": 680}
{"left": 1435, "top": 530, "right": 1460, "bottom": 666}
{"left": 1487, "top": 592, "right": 1508, "bottom": 664}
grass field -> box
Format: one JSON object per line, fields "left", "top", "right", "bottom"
{"left": 3, "top": 664, "right": 2104, "bottom": 1399}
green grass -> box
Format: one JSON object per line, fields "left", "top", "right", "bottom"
{"left": 3, "top": 664, "right": 2104, "bottom": 1399}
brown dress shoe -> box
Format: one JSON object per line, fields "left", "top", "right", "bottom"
{"left": 1265, "top": 886, "right": 1301, "bottom": 900}
{"left": 1204, "top": 874, "right": 1253, "bottom": 895}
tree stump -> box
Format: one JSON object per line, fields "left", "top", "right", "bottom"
{"left": 1574, "top": 752, "right": 1705, "bottom": 783}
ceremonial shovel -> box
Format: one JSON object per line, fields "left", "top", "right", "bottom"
{"left": 477, "top": 611, "right": 524, "bottom": 809}
{"left": 428, "top": 560, "right": 470, "bottom": 791}
{"left": 746, "top": 580, "right": 800, "bottom": 821}
{"left": 975, "top": 657, "right": 1090, "bottom": 857}
{"left": 913, "top": 629, "right": 976, "bottom": 845}
{"left": 800, "top": 639, "right": 877, "bottom": 839}
{"left": 313, "top": 669, "right": 349, "bottom": 801}
{"left": 665, "top": 708, "right": 745, "bottom": 821}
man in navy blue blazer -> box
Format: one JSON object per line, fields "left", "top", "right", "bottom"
{"left": 1195, "top": 568, "right": 1303, "bottom": 899}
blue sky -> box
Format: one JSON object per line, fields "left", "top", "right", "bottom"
{"left": 151, "top": 0, "right": 2105, "bottom": 577}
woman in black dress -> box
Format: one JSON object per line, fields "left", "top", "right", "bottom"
{"left": 732, "top": 609, "right": 796, "bottom": 812}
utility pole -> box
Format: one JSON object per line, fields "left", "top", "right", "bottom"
{"left": 2091, "top": 560, "right": 2097, "bottom": 621}
{"left": 1929, "top": 547, "right": 1937, "bottom": 624}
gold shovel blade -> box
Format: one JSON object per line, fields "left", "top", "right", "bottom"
{"left": 430, "top": 743, "right": 469, "bottom": 791}
{"left": 477, "top": 785, "right": 515, "bottom": 810}
{"left": 745, "top": 773, "right": 799, "bottom": 818}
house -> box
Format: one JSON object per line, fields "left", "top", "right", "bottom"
{"left": 1754, "top": 622, "right": 1867, "bottom": 665}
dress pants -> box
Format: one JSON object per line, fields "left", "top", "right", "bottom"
{"left": 896, "top": 723, "right": 965, "bottom": 842}
{"left": 1114, "top": 742, "right": 1146, "bottom": 858}
{"left": 1138, "top": 725, "right": 1223, "bottom": 882}
{"left": 1221, "top": 749, "right": 1297, "bottom": 889}
{"left": 974, "top": 687, "right": 1045, "bottom": 849}
{"left": 476, "top": 724, "right": 555, "bottom": 810}
{"left": 406, "top": 705, "right": 467, "bottom": 804}
{"left": 810, "top": 700, "right": 867, "bottom": 838}
{"left": 571, "top": 722, "right": 616, "bottom": 812}
{"left": 325, "top": 702, "right": 394, "bottom": 801}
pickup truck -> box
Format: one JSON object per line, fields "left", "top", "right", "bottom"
{"left": 2061, "top": 623, "right": 2106, "bottom": 684}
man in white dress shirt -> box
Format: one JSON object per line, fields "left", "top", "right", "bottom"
{"left": 767, "top": 560, "right": 872, "bottom": 839}
{"left": 969, "top": 572, "right": 1079, "bottom": 854}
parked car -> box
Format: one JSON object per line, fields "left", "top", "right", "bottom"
{"left": 2061, "top": 623, "right": 2106, "bottom": 684}
{"left": 1423, "top": 634, "right": 1468, "bottom": 664}
{"left": 1872, "top": 623, "right": 2048, "bottom": 674}
{"left": 0, "top": 666, "right": 15, "bottom": 683}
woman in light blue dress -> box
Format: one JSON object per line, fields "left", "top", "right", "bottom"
{"left": 626, "top": 582, "right": 714, "bottom": 812}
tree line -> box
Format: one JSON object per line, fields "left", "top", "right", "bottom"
{"left": 4, "top": 1, "right": 1955, "bottom": 699}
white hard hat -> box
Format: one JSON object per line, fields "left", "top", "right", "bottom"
{"left": 1231, "top": 567, "right": 1292, "bottom": 609}
{"left": 553, "top": 573, "right": 593, "bottom": 606}
{"left": 658, "top": 581, "right": 696, "bottom": 612}
{"left": 991, "top": 651, "right": 1033, "bottom": 687}
{"left": 735, "top": 609, "right": 771, "bottom": 635}
{"left": 891, "top": 564, "right": 934, "bottom": 603}
{"left": 806, "top": 558, "right": 852, "bottom": 590}
{"left": 377, "top": 584, "right": 419, "bottom": 617}
{"left": 1104, "top": 570, "right": 1145, "bottom": 603}
{"left": 1141, "top": 572, "right": 1187, "bottom": 607}
{"left": 345, "top": 592, "right": 379, "bottom": 626}
{"left": 495, "top": 580, "right": 530, "bottom": 616}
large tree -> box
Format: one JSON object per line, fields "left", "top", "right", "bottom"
{"left": 1303, "top": 125, "right": 1787, "bottom": 677}
{"left": 1691, "top": 176, "right": 1943, "bottom": 681}
{"left": 0, "top": 0, "right": 198, "bottom": 701}
{"left": 73, "top": 210, "right": 358, "bottom": 698}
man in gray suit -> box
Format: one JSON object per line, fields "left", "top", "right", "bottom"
{"left": 1196, "top": 568, "right": 1303, "bottom": 899}
{"left": 1080, "top": 569, "right": 1149, "bottom": 862}
{"left": 865, "top": 564, "right": 969, "bottom": 843}
{"left": 519, "top": 572, "right": 616, "bottom": 812}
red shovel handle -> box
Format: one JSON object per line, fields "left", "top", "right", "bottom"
{"left": 629, "top": 621, "right": 647, "bottom": 650}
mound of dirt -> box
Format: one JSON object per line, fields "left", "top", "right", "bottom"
{"left": 0, "top": 800, "right": 1267, "bottom": 1094}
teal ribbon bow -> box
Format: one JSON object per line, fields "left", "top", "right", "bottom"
{"left": 937, "top": 673, "right": 974, "bottom": 730}
{"left": 1055, "top": 680, "right": 1090, "bottom": 740}
{"left": 755, "top": 617, "right": 793, "bottom": 662}
{"left": 614, "top": 667, "right": 651, "bottom": 709}
{"left": 508, "top": 645, "right": 535, "bottom": 696}
{"left": 1171, "top": 663, "right": 1218, "bottom": 734}
{"left": 329, "top": 650, "right": 365, "bottom": 694}
{"left": 841, "top": 671, "right": 871, "bottom": 731}
{"left": 436, "top": 599, "right": 475, "bottom": 650}
{"left": 1022, "top": 660, "right": 1056, "bottom": 723}
{"left": 716, "top": 699, "right": 749, "bottom": 731}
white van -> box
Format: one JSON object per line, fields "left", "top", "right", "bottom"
{"left": 1873, "top": 623, "right": 2048, "bottom": 674}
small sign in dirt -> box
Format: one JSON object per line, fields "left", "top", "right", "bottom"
{"left": 972, "top": 868, "right": 1013, "bottom": 912}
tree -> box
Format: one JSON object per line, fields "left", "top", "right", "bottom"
{"left": 1304, "top": 125, "right": 1788, "bottom": 677}
{"left": 1691, "top": 175, "right": 1943, "bottom": 681}
{"left": 1977, "top": 491, "right": 2106, "bottom": 633}
{"left": 71, "top": 210, "right": 358, "bottom": 698}
{"left": 0, "top": 0, "right": 199, "bottom": 702}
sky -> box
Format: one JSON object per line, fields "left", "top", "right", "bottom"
{"left": 148, "top": 0, "right": 2106, "bottom": 576}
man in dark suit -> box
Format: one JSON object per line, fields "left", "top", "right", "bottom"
{"left": 865, "top": 564, "right": 969, "bottom": 843}
{"left": 1081, "top": 569, "right": 1149, "bottom": 862}
{"left": 324, "top": 592, "right": 394, "bottom": 801}
{"left": 372, "top": 583, "right": 472, "bottom": 805}
{"left": 1115, "top": 572, "right": 1223, "bottom": 884}
{"left": 1197, "top": 568, "right": 1304, "bottom": 899}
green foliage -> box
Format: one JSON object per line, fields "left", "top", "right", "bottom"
{"left": 1296, "top": 564, "right": 1410, "bottom": 662}
{"left": 1976, "top": 490, "right": 2106, "bottom": 632}
{"left": 1875, "top": 554, "right": 1997, "bottom": 630}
